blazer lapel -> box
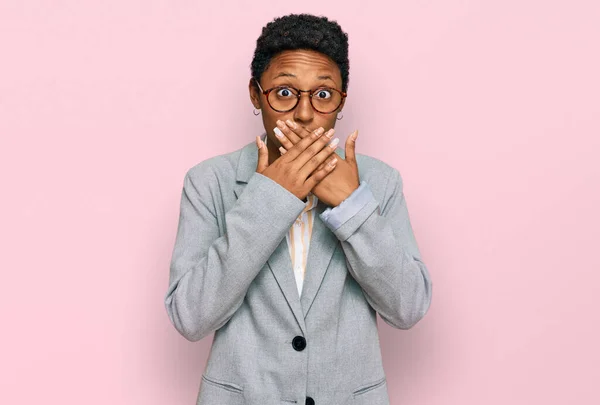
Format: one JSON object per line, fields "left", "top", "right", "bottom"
{"left": 234, "top": 133, "right": 307, "bottom": 335}
{"left": 265, "top": 236, "right": 308, "bottom": 336}
{"left": 300, "top": 145, "right": 346, "bottom": 318}
{"left": 299, "top": 199, "right": 339, "bottom": 318}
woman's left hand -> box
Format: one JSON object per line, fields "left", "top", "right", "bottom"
{"left": 275, "top": 120, "right": 360, "bottom": 207}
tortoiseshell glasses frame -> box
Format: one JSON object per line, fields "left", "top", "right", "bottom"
{"left": 254, "top": 78, "right": 347, "bottom": 114}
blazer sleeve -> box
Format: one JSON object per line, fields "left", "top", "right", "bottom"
{"left": 164, "top": 166, "right": 306, "bottom": 342}
{"left": 318, "top": 168, "right": 433, "bottom": 329}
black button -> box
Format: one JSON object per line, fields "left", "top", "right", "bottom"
{"left": 292, "top": 336, "right": 306, "bottom": 351}
{"left": 305, "top": 397, "right": 315, "bottom": 405}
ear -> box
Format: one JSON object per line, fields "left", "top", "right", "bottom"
{"left": 337, "top": 97, "right": 346, "bottom": 114}
{"left": 249, "top": 78, "right": 261, "bottom": 109}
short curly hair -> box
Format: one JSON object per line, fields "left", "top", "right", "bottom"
{"left": 251, "top": 13, "right": 350, "bottom": 92}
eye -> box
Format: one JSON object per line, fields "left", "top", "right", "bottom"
{"left": 314, "top": 89, "right": 332, "bottom": 99}
{"left": 276, "top": 87, "right": 295, "bottom": 97}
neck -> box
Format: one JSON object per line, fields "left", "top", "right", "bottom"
{"left": 267, "top": 144, "right": 279, "bottom": 166}
{"left": 264, "top": 135, "right": 279, "bottom": 166}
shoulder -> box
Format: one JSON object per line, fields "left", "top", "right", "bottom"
{"left": 184, "top": 146, "right": 243, "bottom": 184}
{"left": 352, "top": 152, "right": 403, "bottom": 194}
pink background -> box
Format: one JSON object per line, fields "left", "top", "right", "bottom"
{"left": 1, "top": 1, "right": 599, "bottom": 404}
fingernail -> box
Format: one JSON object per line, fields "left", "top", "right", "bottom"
{"left": 329, "top": 138, "right": 340, "bottom": 148}
{"left": 315, "top": 127, "right": 325, "bottom": 136}
{"left": 325, "top": 128, "right": 335, "bottom": 138}
{"left": 285, "top": 119, "right": 296, "bottom": 129}
{"left": 274, "top": 127, "right": 284, "bottom": 138}
{"left": 279, "top": 146, "right": 286, "bottom": 155}
{"left": 328, "top": 157, "right": 338, "bottom": 166}
{"left": 276, "top": 120, "right": 285, "bottom": 129}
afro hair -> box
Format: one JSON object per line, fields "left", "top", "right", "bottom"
{"left": 251, "top": 13, "right": 350, "bottom": 92}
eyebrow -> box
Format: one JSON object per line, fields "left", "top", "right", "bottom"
{"left": 272, "top": 72, "right": 296, "bottom": 79}
{"left": 316, "top": 75, "right": 334, "bottom": 81}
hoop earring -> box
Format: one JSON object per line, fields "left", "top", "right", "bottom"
{"left": 253, "top": 108, "right": 261, "bottom": 116}
{"left": 336, "top": 111, "right": 344, "bottom": 121}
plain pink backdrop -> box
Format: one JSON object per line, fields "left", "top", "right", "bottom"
{"left": 1, "top": 1, "right": 599, "bottom": 404}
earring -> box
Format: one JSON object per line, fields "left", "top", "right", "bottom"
{"left": 336, "top": 111, "right": 344, "bottom": 120}
{"left": 253, "top": 108, "right": 261, "bottom": 116}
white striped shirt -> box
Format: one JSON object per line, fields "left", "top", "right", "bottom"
{"left": 265, "top": 135, "right": 319, "bottom": 297}
{"left": 287, "top": 194, "right": 318, "bottom": 297}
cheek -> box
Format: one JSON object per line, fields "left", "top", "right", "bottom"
{"left": 261, "top": 114, "right": 277, "bottom": 131}
{"left": 319, "top": 117, "right": 337, "bottom": 131}
{"left": 261, "top": 111, "right": 289, "bottom": 125}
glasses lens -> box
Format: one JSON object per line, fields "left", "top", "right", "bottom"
{"left": 268, "top": 87, "right": 299, "bottom": 112}
{"left": 311, "top": 88, "right": 342, "bottom": 113}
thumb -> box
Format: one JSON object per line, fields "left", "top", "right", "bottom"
{"left": 345, "top": 130, "right": 358, "bottom": 164}
{"left": 256, "top": 136, "right": 268, "bottom": 173}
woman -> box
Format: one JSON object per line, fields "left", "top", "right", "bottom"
{"left": 165, "top": 13, "right": 432, "bottom": 405}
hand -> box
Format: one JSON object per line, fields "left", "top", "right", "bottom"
{"left": 275, "top": 119, "right": 360, "bottom": 207}
{"left": 255, "top": 128, "right": 339, "bottom": 201}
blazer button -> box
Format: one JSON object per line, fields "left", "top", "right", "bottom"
{"left": 292, "top": 336, "right": 306, "bottom": 351}
{"left": 305, "top": 397, "right": 315, "bottom": 405}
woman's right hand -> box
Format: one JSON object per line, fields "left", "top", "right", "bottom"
{"left": 255, "top": 127, "right": 339, "bottom": 200}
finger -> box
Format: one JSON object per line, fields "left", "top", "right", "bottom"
{"left": 273, "top": 126, "right": 294, "bottom": 150}
{"left": 277, "top": 125, "right": 326, "bottom": 162}
{"left": 284, "top": 119, "right": 312, "bottom": 141}
{"left": 345, "top": 130, "right": 358, "bottom": 164}
{"left": 256, "top": 136, "right": 268, "bottom": 173}
{"left": 299, "top": 135, "right": 340, "bottom": 179}
{"left": 315, "top": 154, "right": 338, "bottom": 171}
{"left": 285, "top": 120, "right": 333, "bottom": 150}
{"left": 305, "top": 156, "right": 338, "bottom": 189}
{"left": 277, "top": 119, "right": 302, "bottom": 144}
{"left": 295, "top": 127, "right": 336, "bottom": 169}
{"left": 275, "top": 119, "right": 319, "bottom": 148}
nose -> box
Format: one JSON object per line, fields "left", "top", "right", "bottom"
{"left": 293, "top": 92, "right": 314, "bottom": 125}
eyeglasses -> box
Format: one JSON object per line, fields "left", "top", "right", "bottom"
{"left": 254, "top": 78, "right": 347, "bottom": 114}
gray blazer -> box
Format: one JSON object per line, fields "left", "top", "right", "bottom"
{"left": 165, "top": 133, "right": 433, "bottom": 405}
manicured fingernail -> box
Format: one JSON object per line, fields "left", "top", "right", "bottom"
{"left": 328, "top": 157, "right": 338, "bottom": 166}
{"left": 329, "top": 138, "right": 340, "bottom": 148}
{"left": 325, "top": 128, "right": 335, "bottom": 138}
{"left": 285, "top": 119, "right": 296, "bottom": 129}
{"left": 279, "top": 146, "right": 286, "bottom": 154}
{"left": 274, "top": 127, "right": 284, "bottom": 138}
{"left": 315, "top": 127, "right": 325, "bottom": 136}
{"left": 276, "top": 120, "right": 285, "bottom": 129}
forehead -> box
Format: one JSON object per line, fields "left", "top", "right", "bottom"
{"left": 265, "top": 49, "right": 341, "bottom": 82}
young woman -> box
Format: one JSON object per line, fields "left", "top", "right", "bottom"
{"left": 165, "top": 13, "right": 432, "bottom": 405}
